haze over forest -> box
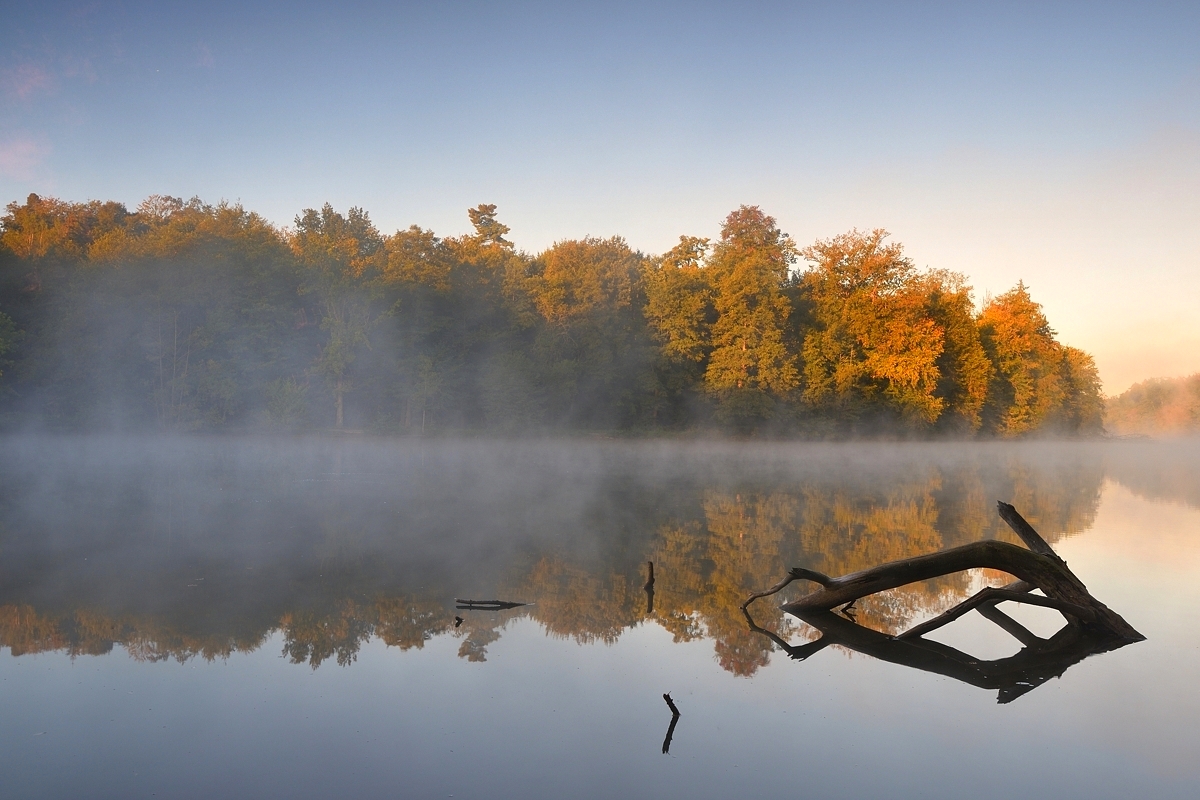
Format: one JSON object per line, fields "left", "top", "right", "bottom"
{"left": 0, "top": 193, "right": 1109, "bottom": 437}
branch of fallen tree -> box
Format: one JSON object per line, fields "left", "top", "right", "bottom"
{"left": 740, "top": 501, "right": 1144, "bottom": 702}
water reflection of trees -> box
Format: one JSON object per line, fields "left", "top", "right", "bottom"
{"left": 0, "top": 445, "right": 1117, "bottom": 676}
{"left": 1104, "top": 440, "right": 1200, "bottom": 510}
{"left": 474, "top": 452, "right": 1108, "bottom": 675}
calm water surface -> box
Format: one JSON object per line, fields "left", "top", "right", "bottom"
{"left": 1, "top": 437, "right": 1198, "bottom": 799}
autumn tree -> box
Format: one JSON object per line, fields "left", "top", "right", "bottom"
{"left": 375, "top": 224, "right": 458, "bottom": 431}
{"left": 292, "top": 204, "right": 383, "bottom": 428}
{"left": 0, "top": 193, "right": 129, "bottom": 267}
{"left": 527, "top": 235, "right": 654, "bottom": 427}
{"left": 444, "top": 205, "right": 540, "bottom": 430}
{"left": 978, "top": 282, "right": 1066, "bottom": 436}
{"left": 922, "top": 271, "right": 992, "bottom": 433}
{"left": 1060, "top": 345, "right": 1104, "bottom": 434}
{"left": 0, "top": 195, "right": 132, "bottom": 419}
{"left": 642, "top": 235, "right": 714, "bottom": 424}
{"left": 120, "top": 198, "right": 301, "bottom": 430}
{"left": 800, "top": 229, "right": 945, "bottom": 429}
{"left": 371, "top": 204, "right": 539, "bottom": 433}
{"left": 704, "top": 206, "right": 799, "bottom": 427}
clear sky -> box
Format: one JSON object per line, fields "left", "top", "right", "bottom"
{"left": 2, "top": 1, "right": 1198, "bottom": 394}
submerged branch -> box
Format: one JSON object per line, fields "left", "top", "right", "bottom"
{"left": 976, "top": 603, "right": 1043, "bottom": 647}
{"left": 739, "top": 567, "right": 832, "bottom": 612}
{"left": 898, "top": 586, "right": 1096, "bottom": 641}
{"left": 741, "top": 501, "right": 1145, "bottom": 702}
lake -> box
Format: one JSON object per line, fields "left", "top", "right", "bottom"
{"left": 2, "top": 436, "right": 1198, "bottom": 799}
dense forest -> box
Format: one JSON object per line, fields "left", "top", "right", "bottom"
{"left": 0, "top": 194, "right": 1104, "bottom": 436}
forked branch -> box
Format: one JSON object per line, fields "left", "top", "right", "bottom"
{"left": 740, "top": 502, "right": 1145, "bottom": 703}
{"left": 745, "top": 501, "right": 1143, "bottom": 646}
{"left": 739, "top": 567, "right": 832, "bottom": 612}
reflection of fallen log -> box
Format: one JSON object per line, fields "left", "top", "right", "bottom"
{"left": 661, "top": 693, "right": 681, "bottom": 754}
{"left": 454, "top": 599, "right": 529, "bottom": 610}
{"left": 742, "top": 502, "right": 1145, "bottom": 703}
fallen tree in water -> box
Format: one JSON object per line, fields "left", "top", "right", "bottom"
{"left": 742, "top": 502, "right": 1144, "bottom": 703}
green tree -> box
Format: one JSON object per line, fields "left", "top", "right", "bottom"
{"left": 292, "top": 205, "right": 383, "bottom": 429}
{"left": 704, "top": 206, "right": 799, "bottom": 427}
{"left": 527, "top": 235, "right": 654, "bottom": 427}
{"left": 373, "top": 204, "right": 536, "bottom": 433}
{"left": 0, "top": 311, "right": 20, "bottom": 384}
{"left": 466, "top": 203, "right": 511, "bottom": 246}
{"left": 445, "top": 205, "right": 539, "bottom": 430}
{"left": 642, "top": 235, "right": 713, "bottom": 424}
{"left": 1060, "top": 345, "right": 1104, "bottom": 434}
{"left": 922, "top": 271, "right": 992, "bottom": 433}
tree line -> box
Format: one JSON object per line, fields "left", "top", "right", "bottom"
{"left": 1105, "top": 372, "right": 1200, "bottom": 436}
{"left": 0, "top": 193, "right": 1103, "bottom": 435}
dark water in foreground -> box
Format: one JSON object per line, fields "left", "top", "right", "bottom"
{"left": 1, "top": 437, "right": 1198, "bottom": 799}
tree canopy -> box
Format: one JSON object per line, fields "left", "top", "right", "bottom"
{"left": 0, "top": 193, "right": 1104, "bottom": 436}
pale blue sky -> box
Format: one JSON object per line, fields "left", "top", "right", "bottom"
{"left": 3, "top": 1, "right": 1198, "bottom": 392}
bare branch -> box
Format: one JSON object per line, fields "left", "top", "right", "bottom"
{"left": 996, "top": 501, "right": 1059, "bottom": 557}
{"left": 898, "top": 587, "right": 1095, "bottom": 641}
{"left": 977, "top": 603, "right": 1043, "bottom": 647}
{"left": 740, "top": 567, "right": 831, "bottom": 612}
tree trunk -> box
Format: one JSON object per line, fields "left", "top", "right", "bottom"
{"left": 335, "top": 379, "right": 344, "bottom": 428}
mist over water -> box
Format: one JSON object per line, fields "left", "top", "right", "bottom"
{"left": 2, "top": 437, "right": 1198, "bottom": 798}
{"left": 0, "top": 437, "right": 1115, "bottom": 662}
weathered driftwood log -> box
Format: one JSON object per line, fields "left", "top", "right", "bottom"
{"left": 741, "top": 501, "right": 1144, "bottom": 703}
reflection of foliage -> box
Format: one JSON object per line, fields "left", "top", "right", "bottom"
{"left": 0, "top": 605, "right": 65, "bottom": 656}
{"left": 1106, "top": 442, "right": 1200, "bottom": 510}
{"left": 458, "top": 625, "right": 502, "bottom": 662}
{"left": 0, "top": 604, "right": 270, "bottom": 662}
{"left": 374, "top": 597, "right": 450, "bottom": 650}
{"left": 694, "top": 492, "right": 792, "bottom": 675}
{"left": 1, "top": 444, "right": 1118, "bottom": 677}
{"left": 452, "top": 608, "right": 526, "bottom": 662}
{"left": 495, "top": 459, "right": 1105, "bottom": 677}
{"left": 516, "top": 557, "right": 637, "bottom": 645}
{"left": 280, "top": 602, "right": 375, "bottom": 668}
{"left": 648, "top": 522, "right": 708, "bottom": 643}
{"left": 281, "top": 596, "right": 454, "bottom": 667}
